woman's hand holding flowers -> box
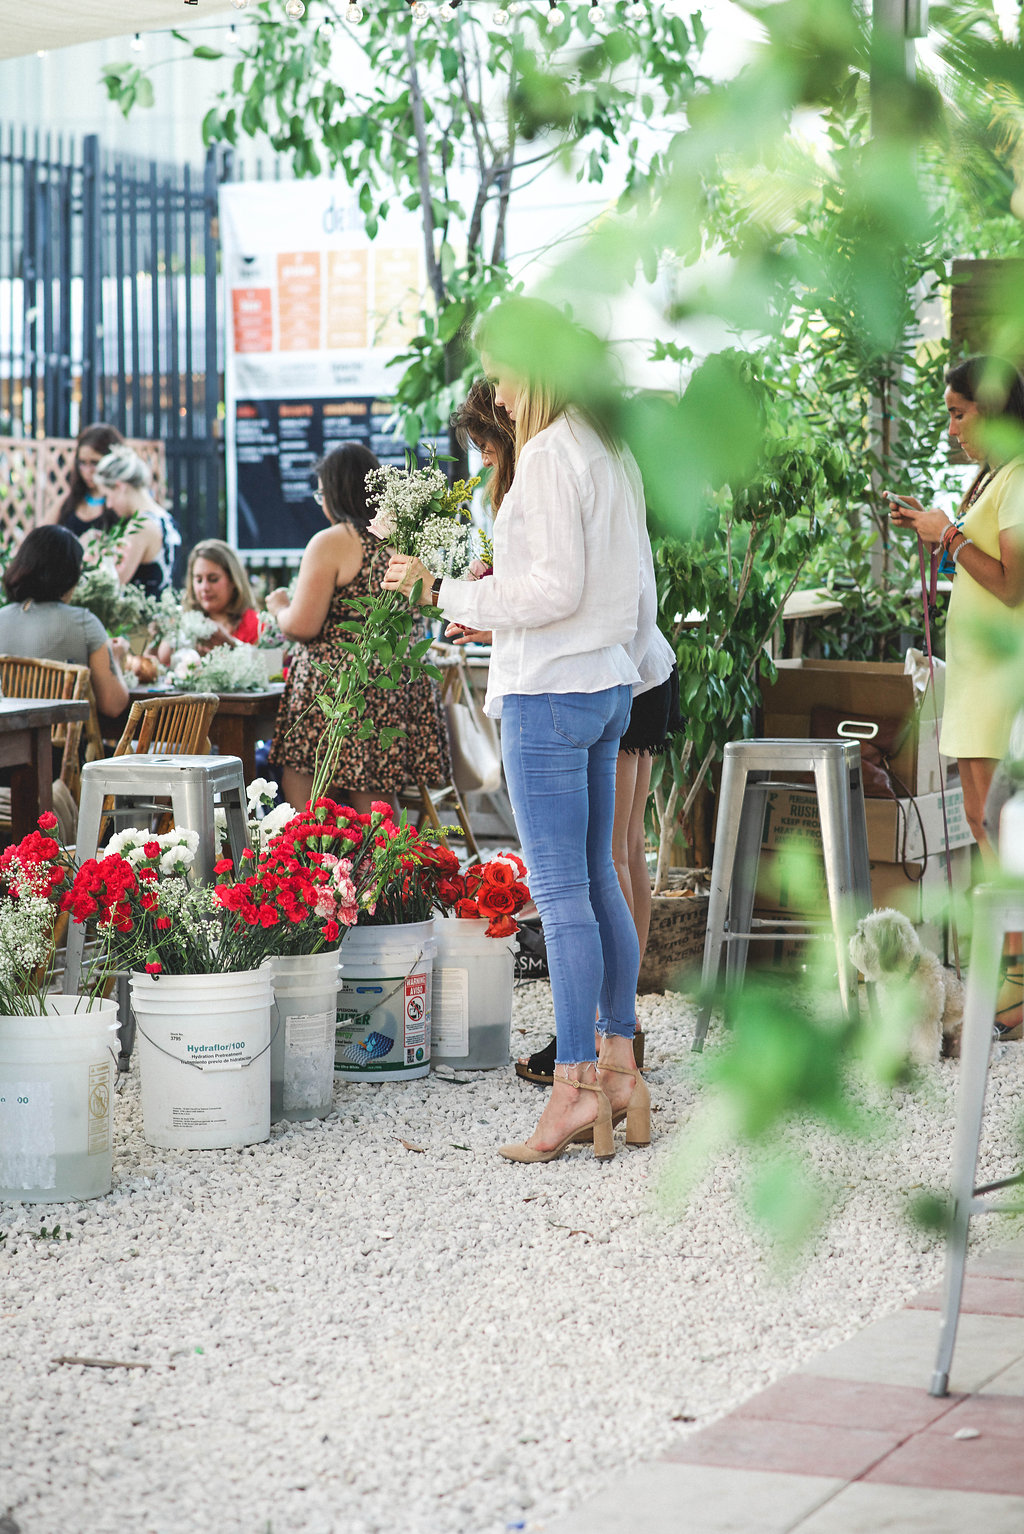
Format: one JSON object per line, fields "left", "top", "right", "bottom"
{"left": 383, "top": 553, "right": 435, "bottom": 603}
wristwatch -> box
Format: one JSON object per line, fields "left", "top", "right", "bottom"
{"left": 431, "top": 575, "right": 443, "bottom": 604}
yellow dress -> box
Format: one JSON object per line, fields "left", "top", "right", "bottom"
{"left": 940, "top": 456, "right": 1024, "bottom": 759}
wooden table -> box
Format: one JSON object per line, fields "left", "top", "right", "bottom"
{"left": 0, "top": 697, "right": 90, "bottom": 840}
{"left": 208, "top": 687, "right": 285, "bottom": 780}
{"left": 126, "top": 685, "right": 285, "bottom": 781}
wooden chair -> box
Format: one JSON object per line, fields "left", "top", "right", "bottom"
{"left": 112, "top": 692, "right": 220, "bottom": 757}
{"left": 0, "top": 654, "right": 93, "bottom": 801}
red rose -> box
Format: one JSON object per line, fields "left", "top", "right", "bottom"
{"left": 482, "top": 862, "right": 515, "bottom": 887}
{"left": 455, "top": 898, "right": 480, "bottom": 919}
{"left": 486, "top": 914, "right": 518, "bottom": 938}
{"left": 476, "top": 885, "right": 516, "bottom": 915}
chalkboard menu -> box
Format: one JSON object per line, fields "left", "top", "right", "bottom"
{"left": 233, "top": 396, "right": 445, "bottom": 554}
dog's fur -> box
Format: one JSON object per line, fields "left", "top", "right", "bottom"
{"left": 849, "top": 907, "right": 964, "bottom": 1062}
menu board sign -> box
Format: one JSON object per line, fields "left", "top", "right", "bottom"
{"left": 220, "top": 182, "right": 429, "bottom": 555}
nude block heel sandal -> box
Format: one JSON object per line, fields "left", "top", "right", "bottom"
{"left": 597, "top": 1061, "right": 652, "bottom": 1147}
{"left": 498, "top": 1079, "right": 615, "bottom": 1163}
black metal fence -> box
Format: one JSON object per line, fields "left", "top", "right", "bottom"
{"left": 0, "top": 125, "right": 224, "bottom": 554}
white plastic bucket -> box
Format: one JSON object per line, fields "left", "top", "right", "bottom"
{"left": 269, "top": 948, "right": 341, "bottom": 1122}
{"left": 335, "top": 921, "right": 436, "bottom": 1081}
{"left": 0, "top": 999, "right": 118, "bottom": 1203}
{"left": 130, "top": 969, "right": 273, "bottom": 1149}
{"left": 431, "top": 916, "right": 518, "bottom": 1070}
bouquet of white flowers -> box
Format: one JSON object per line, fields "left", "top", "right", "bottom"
{"left": 365, "top": 458, "right": 483, "bottom": 579}
{"left": 174, "top": 644, "right": 266, "bottom": 693}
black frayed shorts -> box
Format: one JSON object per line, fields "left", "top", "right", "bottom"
{"left": 619, "top": 664, "right": 682, "bottom": 756}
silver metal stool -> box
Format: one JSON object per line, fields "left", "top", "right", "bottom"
{"left": 693, "top": 738, "right": 873, "bottom": 1052}
{"left": 930, "top": 883, "right": 1024, "bottom": 1396}
{"left": 63, "top": 756, "right": 251, "bottom": 1055}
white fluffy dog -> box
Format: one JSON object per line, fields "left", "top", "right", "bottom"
{"left": 849, "top": 907, "right": 965, "bottom": 1063}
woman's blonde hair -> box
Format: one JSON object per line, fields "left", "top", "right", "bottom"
{"left": 474, "top": 298, "right": 616, "bottom": 464}
{"left": 183, "top": 539, "right": 255, "bottom": 624}
{"left": 94, "top": 444, "right": 151, "bottom": 491}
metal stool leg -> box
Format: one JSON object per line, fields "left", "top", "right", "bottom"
{"left": 63, "top": 776, "right": 106, "bottom": 995}
{"left": 931, "top": 888, "right": 1008, "bottom": 1395}
{"left": 170, "top": 781, "right": 218, "bottom": 882}
{"left": 815, "top": 752, "right": 860, "bottom": 1017}
{"left": 221, "top": 786, "right": 251, "bottom": 870}
{"left": 724, "top": 776, "right": 765, "bottom": 989}
{"left": 694, "top": 748, "right": 750, "bottom": 1052}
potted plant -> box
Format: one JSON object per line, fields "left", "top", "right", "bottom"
{"left": 431, "top": 852, "right": 531, "bottom": 1071}
{"left": 0, "top": 816, "right": 119, "bottom": 1203}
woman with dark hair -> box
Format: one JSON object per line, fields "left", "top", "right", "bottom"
{"left": 887, "top": 354, "right": 1024, "bottom": 1035}
{"left": 44, "top": 422, "right": 124, "bottom": 539}
{"left": 265, "top": 443, "right": 451, "bottom": 812}
{"left": 0, "top": 525, "right": 130, "bottom": 716}
{"left": 452, "top": 379, "right": 517, "bottom": 512}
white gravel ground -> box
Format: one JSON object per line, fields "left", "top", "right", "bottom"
{"left": 2, "top": 981, "right": 1023, "bottom": 1534}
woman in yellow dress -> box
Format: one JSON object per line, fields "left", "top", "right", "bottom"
{"left": 886, "top": 355, "right": 1024, "bottom": 1033}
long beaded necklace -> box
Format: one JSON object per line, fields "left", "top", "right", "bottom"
{"left": 938, "top": 463, "right": 999, "bottom": 577}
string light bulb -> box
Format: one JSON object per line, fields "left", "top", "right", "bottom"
{"left": 230, "top": 0, "right": 252, "bottom": 10}
{"left": 589, "top": 0, "right": 605, "bottom": 20}
{"left": 508, "top": 0, "right": 525, "bottom": 11}
{"left": 624, "top": 0, "right": 645, "bottom": 16}
{"left": 410, "top": 0, "right": 431, "bottom": 19}
{"left": 284, "top": 0, "right": 306, "bottom": 16}
{"left": 130, "top": 32, "right": 144, "bottom": 51}
{"left": 438, "top": 0, "right": 459, "bottom": 17}
{"left": 493, "top": 4, "right": 510, "bottom": 23}
{"left": 345, "top": 0, "right": 364, "bottom": 17}
{"left": 546, "top": 0, "right": 563, "bottom": 20}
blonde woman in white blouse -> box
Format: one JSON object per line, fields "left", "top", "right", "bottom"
{"left": 384, "top": 299, "right": 651, "bottom": 1163}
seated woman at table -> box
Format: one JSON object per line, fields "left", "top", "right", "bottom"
{"left": 0, "top": 525, "right": 130, "bottom": 717}
{"left": 93, "top": 444, "right": 181, "bottom": 599}
{"left": 156, "top": 540, "right": 259, "bottom": 665}
{"left": 265, "top": 442, "right": 451, "bottom": 813}
{"left": 43, "top": 421, "right": 124, "bottom": 544}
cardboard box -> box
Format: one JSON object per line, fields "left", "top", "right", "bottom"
{"left": 760, "top": 659, "right": 956, "bottom": 798}
{"left": 759, "top": 786, "right": 974, "bottom": 863}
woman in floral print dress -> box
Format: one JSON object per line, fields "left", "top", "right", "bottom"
{"left": 266, "top": 444, "right": 451, "bottom": 811}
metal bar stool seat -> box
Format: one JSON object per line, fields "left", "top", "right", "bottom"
{"left": 930, "top": 884, "right": 1024, "bottom": 1396}
{"left": 62, "top": 756, "right": 252, "bottom": 1051}
{"left": 694, "top": 738, "right": 873, "bottom": 1051}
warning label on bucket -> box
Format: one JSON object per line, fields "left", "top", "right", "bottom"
{"left": 404, "top": 973, "right": 428, "bottom": 1053}
{"left": 88, "top": 1060, "right": 110, "bottom": 1156}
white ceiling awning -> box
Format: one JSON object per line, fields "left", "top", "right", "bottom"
{"left": 1, "top": 2, "right": 242, "bottom": 63}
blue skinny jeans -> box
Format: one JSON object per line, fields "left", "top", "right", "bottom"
{"left": 500, "top": 687, "right": 639, "bottom": 1064}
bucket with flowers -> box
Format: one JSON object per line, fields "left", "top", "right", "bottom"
{"left": 430, "top": 853, "right": 531, "bottom": 1071}
{"left": 333, "top": 803, "right": 463, "bottom": 1082}
{"left": 60, "top": 798, "right": 391, "bottom": 1144}
{"left": 0, "top": 815, "right": 119, "bottom": 1203}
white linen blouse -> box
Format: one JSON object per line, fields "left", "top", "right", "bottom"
{"left": 438, "top": 412, "right": 644, "bottom": 718}
{"left": 620, "top": 446, "right": 675, "bottom": 697}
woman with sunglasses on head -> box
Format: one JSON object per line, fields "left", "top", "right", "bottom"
{"left": 266, "top": 442, "right": 451, "bottom": 814}
{"left": 385, "top": 299, "right": 650, "bottom": 1163}
{"left": 43, "top": 422, "right": 124, "bottom": 541}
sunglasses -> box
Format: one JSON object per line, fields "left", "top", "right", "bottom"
{"left": 312, "top": 489, "right": 325, "bottom": 507}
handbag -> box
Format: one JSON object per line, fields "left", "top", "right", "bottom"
{"left": 809, "top": 705, "right": 911, "bottom": 800}
{"left": 445, "top": 656, "right": 503, "bottom": 795}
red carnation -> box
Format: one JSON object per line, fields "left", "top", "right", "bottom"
{"left": 37, "top": 811, "right": 58, "bottom": 831}
{"left": 145, "top": 960, "right": 162, "bottom": 974}
{"left": 144, "top": 841, "right": 161, "bottom": 858}
{"left": 155, "top": 916, "right": 171, "bottom": 930}
{"left": 214, "top": 857, "right": 233, "bottom": 874}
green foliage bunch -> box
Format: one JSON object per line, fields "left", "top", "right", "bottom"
{"left": 103, "top": 2, "right": 705, "bottom": 442}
